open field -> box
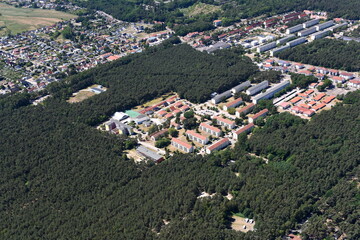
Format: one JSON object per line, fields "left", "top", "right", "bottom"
{"left": 68, "top": 84, "right": 106, "bottom": 103}
{"left": 0, "top": 3, "right": 77, "bottom": 35}
{"left": 230, "top": 216, "right": 255, "bottom": 233}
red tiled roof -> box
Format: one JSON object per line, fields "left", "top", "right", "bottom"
{"left": 237, "top": 103, "right": 255, "bottom": 114}
{"left": 290, "top": 96, "right": 302, "bottom": 104}
{"left": 313, "top": 93, "right": 326, "bottom": 101}
{"left": 226, "top": 98, "right": 243, "bottom": 108}
{"left": 235, "top": 123, "right": 254, "bottom": 135}
{"left": 200, "top": 122, "right": 221, "bottom": 133}
{"left": 172, "top": 138, "right": 192, "bottom": 149}
{"left": 207, "top": 138, "right": 230, "bottom": 151}
{"left": 322, "top": 95, "right": 335, "bottom": 104}
{"left": 186, "top": 130, "right": 208, "bottom": 141}
{"left": 252, "top": 109, "right": 268, "bottom": 119}
{"left": 214, "top": 116, "right": 235, "bottom": 125}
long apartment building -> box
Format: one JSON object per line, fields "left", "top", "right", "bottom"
{"left": 246, "top": 81, "right": 269, "bottom": 96}
{"left": 199, "top": 122, "right": 222, "bottom": 137}
{"left": 231, "top": 81, "right": 251, "bottom": 94}
{"left": 233, "top": 123, "right": 255, "bottom": 140}
{"left": 223, "top": 97, "right": 243, "bottom": 111}
{"left": 249, "top": 109, "right": 269, "bottom": 123}
{"left": 213, "top": 116, "right": 236, "bottom": 129}
{"left": 252, "top": 81, "right": 290, "bottom": 104}
{"left": 171, "top": 138, "right": 194, "bottom": 153}
{"left": 236, "top": 103, "right": 255, "bottom": 118}
{"left": 186, "top": 130, "right": 209, "bottom": 145}
{"left": 206, "top": 138, "right": 230, "bottom": 154}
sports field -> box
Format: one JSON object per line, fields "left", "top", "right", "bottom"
{"left": 0, "top": 3, "right": 77, "bottom": 35}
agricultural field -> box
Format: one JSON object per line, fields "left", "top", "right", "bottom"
{"left": 0, "top": 3, "right": 77, "bottom": 35}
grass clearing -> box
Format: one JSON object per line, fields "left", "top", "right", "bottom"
{"left": 0, "top": 3, "right": 77, "bottom": 35}
{"left": 181, "top": 3, "right": 221, "bottom": 17}
{"left": 67, "top": 84, "right": 106, "bottom": 103}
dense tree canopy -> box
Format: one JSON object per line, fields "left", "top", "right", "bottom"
{"left": 0, "top": 41, "right": 359, "bottom": 239}
{"left": 278, "top": 39, "right": 360, "bottom": 72}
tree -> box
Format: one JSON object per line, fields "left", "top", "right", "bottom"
{"left": 168, "top": 128, "right": 179, "bottom": 137}
{"left": 184, "top": 110, "right": 194, "bottom": 119}
{"left": 155, "top": 138, "right": 171, "bottom": 148}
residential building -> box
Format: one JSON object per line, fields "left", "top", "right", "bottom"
{"left": 223, "top": 98, "right": 243, "bottom": 111}
{"left": 249, "top": 109, "right": 268, "bottom": 123}
{"left": 213, "top": 116, "right": 236, "bottom": 129}
{"left": 233, "top": 123, "right": 254, "bottom": 140}
{"left": 252, "top": 81, "right": 290, "bottom": 104}
{"left": 213, "top": 20, "right": 222, "bottom": 26}
{"left": 286, "top": 24, "right": 304, "bottom": 34}
{"left": 291, "top": 106, "right": 315, "bottom": 117}
{"left": 150, "top": 129, "right": 168, "bottom": 141}
{"left": 211, "top": 90, "right": 232, "bottom": 104}
{"left": 171, "top": 138, "right": 194, "bottom": 153}
{"left": 339, "top": 72, "right": 354, "bottom": 80}
{"left": 206, "top": 138, "right": 230, "bottom": 154}
{"left": 323, "top": 95, "right": 335, "bottom": 104}
{"left": 286, "top": 37, "right": 307, "bottom": 47}
{"left": 298, "top": 27, "right": 317, "bottom": 37}
{"left": 257, "top": 42, "right": 276, "bottom": 53}
{"left": 302, "top": 19, "right": 319, "bottom": 28}
{"left": 315, "top": 20, "right": 334, "bottom": 31}
{"left": 136, "top": 146, "right": 164, "bottom": 163}
{"left": 199, "top": 122, "right": 222, "bottom": 137}
{"left": 313, "top": 93, "right": 326, "bottom": 101}
{"left": 231, "top": 81, "right": 251, "bottom": 94}
{"left": 246, "top": 81, "right": 269, "bottom": 96}
{"left": 235, "top": 103, "right": 255, "bottom": 117}
{"left": 310, "top": 30, "right": 330, "bottom": 40}
{"left": 276, "top": 34, "right": 296, "bottom": 45}
{"left": 348, "top": 79, "right": 360, "bottom": 88}
{"left": 186, "top": 130, "right": 209, "bottom": 145}
{"left": 270, "top": 45, "right": 290, "bottom": 56}
{"left": 279, "top": 101, "right": 291, "bottom": 110}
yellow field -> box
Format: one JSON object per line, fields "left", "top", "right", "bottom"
{"left": 0, "top": 3, "right": 77, "bottom": 35}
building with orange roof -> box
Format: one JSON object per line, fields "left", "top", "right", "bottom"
{"left": 312, "top": 103, "right": 326, "bottom": 111}
{"left": 186, "top": 130, "right": 209, "bottom": 145}
{"left": 213, "top": 116, "right": 236, "bottom": 129}
{"left": 249, "top": 109, "right": 268, "bottom": 123}
{"left": 299, "top": 103, "right": 311, "bottom": 109}
{"left": 206, "top": 138, "right": 230, "bottom": 154}
{"left": 199, "top": 122, "right": 222, "bottom": 137}
{"left": 313, "top": 93, "right": 326, "bottom": 101}
{"left": 290, "top": 96, "right": 302, "bottom": 104}
{"left": 233, "top": 123, "right": 255, "bottom": 140}
{"left": 236, "top": 103, "right": 255, "bottom": 117}
{"left": 322, "top": 95, "right": 335, "bottom": 104}
{"left": 223, "top": 98, "right": 243, "bottom": 111}
{"left": 171, "top": 138, "right": 194, "bottom": 153}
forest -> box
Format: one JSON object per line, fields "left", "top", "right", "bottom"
{"left": 277, "top": 39, "right": 360, "bottom": 72}
{"left": 0, "top": 41, "right": 359, "bottom": 239}
{"left": 72, "top": 0, "right": 360, "bottom": 35}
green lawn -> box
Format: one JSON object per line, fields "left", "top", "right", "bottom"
{"left": 0, "top": 3, "right": 77, "bottom": 35}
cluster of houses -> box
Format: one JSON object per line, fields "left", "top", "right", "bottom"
{"left": 3, "top": 0, "right": 81, "bottom": 11}
{"left": 277, "top": 88, "right": 336, "bottom": 118}
{"left": 261, "top": 58, "right": 359, "bottom": 87}
{"left": 0, "top": 11, "right": 172, "bottom": 94}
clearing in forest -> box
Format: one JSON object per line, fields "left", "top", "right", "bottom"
{"left": 230, "top": 215, "right": 255, "bottom": 233}
{"left": 68, "top": 84, "right": 107, "bottom": 103}
{"left": 181, "top": 3, "right": 222, "bottom": 17}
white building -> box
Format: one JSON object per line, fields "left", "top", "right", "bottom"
{"left": 199, "top": 122, "right": 222, "bottom": 137}
{"left": 211, "top": 90, "right": 232, "bottom": 104}
{"left": 171, "top": 138, "right": 194, "bottom": 153}
{"left": 246, "top": 81, "right": 269, "bottom": 96}
{"left": 249, "top": 109, "right": 269, "bottom": 123}
{"left": 186, "top": 130, "right": 209, "bottom": 145}
{"left": 298, "top": 27, "right": 317, "bottom": 37}
{"left": 257, "top": 41, "right": 277, "bottom": 53}
{"left": 310, "top": 30, "right": 330, "bottom": 40}
{"left": 276, "top": 34, "right": 296, "bottom": 45}
{"left": 213, "top": 116, "right": 236, "bottom": 129}
{"left": 302, "top": 19, "right": 320, "bottom": 28}
{"left": 206, "top": 138, "right": 230, "bottom": 154}
{"left": 270, "top": 45, "right": 290, "bottom": 56}
{"left": 231, "top": 81, "right": 251, "bottom": 94}
{"left": 315, "top": 20, "right": 334, "bottom": 31}
{"left": 286, "top": 37, "right": 307, "bottom": 47}
{"left": 286, "top": 24, "right": 304, "bottom": 34}
{"left": 223, "top": 98, "right": 243, "bottom": 111}
{"left": 252, "top": 81, "right": 290, "bottom": 104}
